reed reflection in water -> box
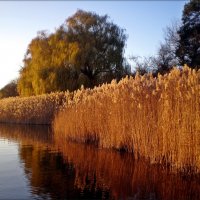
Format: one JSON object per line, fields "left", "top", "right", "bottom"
{"left": 0, "top": 124, "right": 200, "bottom": 200}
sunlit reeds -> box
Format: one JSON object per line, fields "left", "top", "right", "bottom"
{"left": 54, "top": 66, "right": 200, "bottom": 172}
{"left": 0, "top": 92, "right": 72, "bottom": 124}
{"left": 0, "top": 66, "right": 199, "bottom": 172}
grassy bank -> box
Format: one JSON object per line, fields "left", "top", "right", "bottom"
{"left": 54, "top": 66, "right": 200, "bottom": 171}
{"left": 0, "top": 92, "right": 72, "bottom": 124}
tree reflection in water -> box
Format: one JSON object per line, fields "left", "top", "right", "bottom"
{"left": 0, "top": 124, "right": 200, "bottom": 200}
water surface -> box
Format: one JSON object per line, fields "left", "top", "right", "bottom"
{"left": 0, "top": 124, "right": 200, "bottom": 200}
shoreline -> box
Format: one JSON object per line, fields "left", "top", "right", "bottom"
{"left": 0, "top": 66, "right": 200, "bottom": 173}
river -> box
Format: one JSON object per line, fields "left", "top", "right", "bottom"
{"left": 0, "top": 124, "right": 200, "bottom": 200}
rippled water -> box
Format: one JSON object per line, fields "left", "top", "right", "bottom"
{"left": 0, "top": 124, "right": 200, "bottom": 200}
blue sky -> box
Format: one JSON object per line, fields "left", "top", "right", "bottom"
{"left": 0, "top": 1, "right": 188, "bottom": 89}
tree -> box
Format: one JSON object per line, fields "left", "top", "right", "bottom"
{"left": 129, "top": 56, "right": 150, "bottom": 75}
{"left": 0, "top": 80, "right": 18, "bottom": 99}
{"left": 176, "top": 0, "right": 200, "bottom": 68}
{"left": 151, "top": 21, "right": 180, "bottom": 74}
{"left": 17, "top": 10, "right": 128, "bottom": 96}
{"left": 63, "top": 9, "right": 127, "bottom": 86}
{"left": 130, "top": 21, "right": 180, "bottom": 76}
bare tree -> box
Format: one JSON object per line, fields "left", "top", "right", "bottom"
{"left": 129, "top": 56, "right": 154, "bottom": 75}
{"left": 129, "top": 21, "right": 180, "bottom": 76}
{"left": 153, "top": 20, "right": 180, "bottom": 74}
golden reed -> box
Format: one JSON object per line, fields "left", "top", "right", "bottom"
{"left": 54, "top": 66, "right": 200, "bottom": 172}
{"left": 0, "top": 92, "right": 72, "bottom": 124}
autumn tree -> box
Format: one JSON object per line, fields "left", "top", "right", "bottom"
{"left": 65, "top": 10, "right": 127, "bottom": 86}
{"left": 0, "top": 80, "right": 18, "bottom": 99}
{"left": 18, "top": 10, "right": 128, "bottom": 96}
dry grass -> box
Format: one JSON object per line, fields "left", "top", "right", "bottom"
{"left": 0, "top": 92, "right": 73, "bottom": 124}
{"left": 54, "top": 66, "right": 200, "bottom": 172}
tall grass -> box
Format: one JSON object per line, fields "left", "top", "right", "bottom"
{"left": 0, "top": 92, "right": 72, "bottom": 124}
{"left": 54, "top": 66, "right": 200, "bottom": 172}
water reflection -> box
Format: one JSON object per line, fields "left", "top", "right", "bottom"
{"left": 0, "top": 124, "right": 200, "bottom": 200}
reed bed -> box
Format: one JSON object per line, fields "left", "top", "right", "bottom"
{"left": 54, "top": 66, "right": 200, "bottom": 172}
{"left": 0, "top": 92, "right": 72, "bottom": 124}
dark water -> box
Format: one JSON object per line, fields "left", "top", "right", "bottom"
{"left": 0, "top": 124, "right": 200, "bottom": 200}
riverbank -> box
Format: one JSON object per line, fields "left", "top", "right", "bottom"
{"left": 54, "top": 66, "right": 200, "bottom": 172}
{"left": 0, "top": 66, "right": 199, "bottom": 172}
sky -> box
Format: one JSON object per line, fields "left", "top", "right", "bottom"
{"left": 0, "top": 1, "right": 188, "bottom": 89}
